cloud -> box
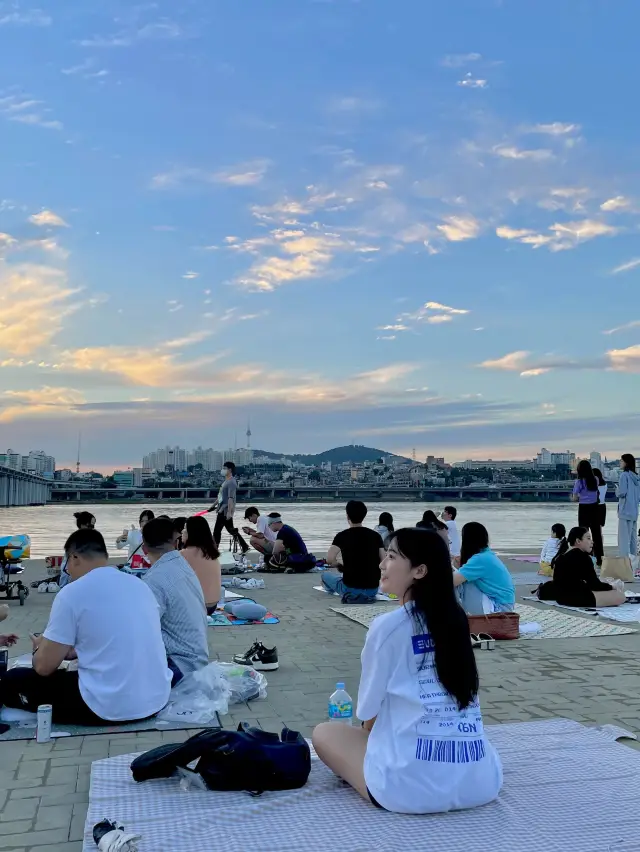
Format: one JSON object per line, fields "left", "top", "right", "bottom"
{"left": 151, "top": 160, "right": 268, "bottom": 190}
{"left": 0, "top": 264, "right": 81, "bottom": 356}
{"left": 611, "top": 258, "right": 640, "bottom": 275}
{"left": 182, "top": 271, "right": 199, "bottom": 279}
{"left": 29, "top": 209, "right": 69, "bottom": 228}
{"left": 0, "top": 386, "right": 86, "bottom": 423}
{"left": 0, "top": 92, "right": 62, "bottom": 130}
{"left": 441, "top": 53, "right": 482, "bottom": 68}
{"left": 479, "top": 351, "right": 531, "bottom": 371}
{"left": 600, "top": 196, "right": 633, "bottom": 212}
{"left": 527, "top": 122, "right": 581, "bottom": 135}
{"left": 0, "top": 8, "right": 51, "bottom": 26}
{"left": 492, "top": 145, "right": 554, "bottom": 161}
{"left": 602, "top": 320, "right": 640, "bottom": 335}
{"left": 608, "top": 345, "right": 640, "bottom": 374}
{"left": 436, "top": 216, "right": 481, "bottom": 241}
{"left": 457, "top": 75, "right": 488, "bottom": 89}
{"left": 383, "top": 300, "right": 470, "bottom": 334}
{"left": 497, "top": 219, "right": 619, "bottom": 251}
{"left": 236, "top": 234, "right": 339, "bottom": 292}
{"left": 79, "top": 18, "right": 182, "bottom": 48}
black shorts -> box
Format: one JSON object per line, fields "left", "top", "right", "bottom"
{"left": 367, "top": 787, "right": 385, "bottom": 809}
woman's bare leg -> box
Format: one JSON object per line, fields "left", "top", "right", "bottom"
{"left": 312, "top": 723, "right": 370, "bottom": 801}
{"left": 593, "top": 590, "right": 626, "bottom": 607}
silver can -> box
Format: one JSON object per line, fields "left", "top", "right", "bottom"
{"left": 36, "top": 704, "right": 52, "bottom": 743}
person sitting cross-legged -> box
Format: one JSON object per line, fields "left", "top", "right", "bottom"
{"left": 142, "top": 517, "right": 209, "bottom": 685}
{"left": 0, "top": 529, "right": 171, "bottom": 725}
{"left": 322, "top": 500, "right": 385, "bottom": 603}
{"left": 261, "top": 515, "right": 316, "bottom": 573}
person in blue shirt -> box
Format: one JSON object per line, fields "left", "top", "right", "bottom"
{"left": 452, "top": 522, "right": 515, "bottom": 615}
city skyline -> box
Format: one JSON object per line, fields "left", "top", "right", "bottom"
{"left": 1, "top": 1, "right": 639, "bottom": 467}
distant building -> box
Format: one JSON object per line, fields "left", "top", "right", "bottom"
{"left": 534, "top": 448, "right": 575, "bottom": 469}
{"left": 0, "top": 448, "right": 55, "bottom": 476}
{"left": 113, "top": 470, "right": 134, "bottom": 487}
{"left": 455, "top": 459, "right": 535, "bottom": 470}
{"left": 590, "top": 451, "right": 602, "bottom": 470}
{"left": 54, "top": 469, "right": 73, "bottom": 482}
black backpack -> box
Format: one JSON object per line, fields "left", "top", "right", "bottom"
{"left": 131, "top": 724, "right": 311, "bottom": 795}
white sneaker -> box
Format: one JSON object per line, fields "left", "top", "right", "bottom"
{"left": 37, "top": 582, "right": 48, "bottom": 593}
{"left": 47, "top": 583, "right": 59, "bottom": 593}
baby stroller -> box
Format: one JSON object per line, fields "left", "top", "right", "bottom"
{"left": 0, "top": 534, "right": 31, "bottom": 606}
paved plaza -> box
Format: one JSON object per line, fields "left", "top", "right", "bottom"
{"left": 1, "top": 560, "right": 640, "bottom": 850}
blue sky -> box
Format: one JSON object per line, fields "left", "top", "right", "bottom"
{"left": 0, "top": 0, "right": 639, "bottom": 469}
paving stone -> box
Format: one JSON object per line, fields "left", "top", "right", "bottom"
{"left": 0, "top": 800, "right": 38, "bottom": 823}
{"left": 34, "top": 805, "right": 73, "bottom": 832}
{"left": 0, "top": 828, "right": 68, "bottom": 848}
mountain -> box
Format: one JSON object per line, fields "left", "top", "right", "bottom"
{"left": 252, "top": 444, "right": 412, "bottom": 465}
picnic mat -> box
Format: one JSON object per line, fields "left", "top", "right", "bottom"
{"left": 509, "top": 571, "right": 545, "bottom": 586}
{"left": 0, "top": 712, "right": 221, "bottom": 743}
{"left": 207, "top": 612, "right": 279, "bottom": 627}
{"left": 82, "top": 718, "right": 639, "bottom": 852}
{"left": 313, "top": 585, "right": 398, "bottom": 602}
{"left": 524, "top": 596, "right": 640, "bottom": 623}
{"left": 331, "top": 602, "right": 636, "bottom": 639}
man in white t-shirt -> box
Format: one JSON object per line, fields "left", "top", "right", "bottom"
{"left": 442, "top": 506, "right": 461, "bottom": 559}
{"left": 242, "top": 507, "right": 278, "bottom": 556}
{"left": 0, "top": 529, "right": 172, "bottom": 724}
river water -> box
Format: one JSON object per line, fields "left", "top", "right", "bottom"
{"left": 0, "top": 501, "right": 622, "bottom": 557}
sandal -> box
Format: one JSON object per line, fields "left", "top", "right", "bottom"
{"left": 471, "top": 633, "right": 495, "bottom": 650}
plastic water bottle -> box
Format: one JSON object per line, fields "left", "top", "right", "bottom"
{"left": 328, "top": 682, "right": 353, "bottom": 725}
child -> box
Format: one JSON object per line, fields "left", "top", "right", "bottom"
{"left": 538, "top": 523, "right": 567, "bottom": 576}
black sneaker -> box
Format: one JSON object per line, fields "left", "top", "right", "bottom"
{"left": 233, "top": 641, "right": 279, "bottom": 671}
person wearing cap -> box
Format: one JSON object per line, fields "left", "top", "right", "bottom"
{"left": 260, "top": 515, "right": 316, "bottom": 573}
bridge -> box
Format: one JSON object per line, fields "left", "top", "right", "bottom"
{"left": 48, "top": 482, "right": 604, "bottom": 504}
{"left": 0, "top": 466, "right": 51, "bottom": 507}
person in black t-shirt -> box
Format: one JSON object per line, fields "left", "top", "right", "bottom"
{"left": 322, "top": 501, "right": 385, "bottom": 603}
{"left": 539, "top": 526, "right": 625, "bottom": 608}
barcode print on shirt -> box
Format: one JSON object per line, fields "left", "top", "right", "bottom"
{"left": 415, "top": 737, "right": 486, "bottom": 763}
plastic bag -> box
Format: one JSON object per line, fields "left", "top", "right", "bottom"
{"left": 217, "top": 662, "right": 268, "bottom": 704}
{"left": 156, "top": 662, "right": 231, "bottom": 725}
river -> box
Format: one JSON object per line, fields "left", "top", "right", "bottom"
{"left": 0, "top": 501, "right": 622, "bottom": 557}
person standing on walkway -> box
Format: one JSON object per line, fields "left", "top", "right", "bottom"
{"left": 571, "top": 460, "right": 603, "bottom": 567}
{"left": 617, "top": 454, "right": 640, "bottom": 560}
{"left": 212, "top": 461, "right": 248, "bottom": 554}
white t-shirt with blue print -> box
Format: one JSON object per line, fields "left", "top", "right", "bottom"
{"left": 357, "top": 605, "right": 502, "bottom": 814}
{"left": 459, "top": 548, "right": 515, "bottom": 607}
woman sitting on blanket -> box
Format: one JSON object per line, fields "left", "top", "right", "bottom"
{"left": 539, "top": 527, "right": 625, "bottom": 609}
{"left": 313, "top": 528, "right": 503, "bottom": 814}
{"left": 181, "top": 516, "right": 222, "bottom": 615}
{"left": 452, "top": 522, "right": 515, "bottom": 615}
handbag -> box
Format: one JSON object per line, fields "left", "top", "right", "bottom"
{"left": 468, "top": 611, "right": 520, "bottom": 640}
{"left": 131, "top": 723, "right": 311, "bottom": 794}
{"left": 600, "top": 556, "right": 633, "bottom": 583}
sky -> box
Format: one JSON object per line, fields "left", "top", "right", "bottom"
{"left": 1, "top": 0, "right": 639, "bottom": 470}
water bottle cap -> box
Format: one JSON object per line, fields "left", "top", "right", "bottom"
{"left": 336, "top": 682, "right": 345, "bottom": 689}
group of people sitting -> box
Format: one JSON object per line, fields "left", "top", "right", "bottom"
{"left": 319, "top": 501, "right": 516, "bottom": 616}
{"left": 241, "top": 508, "right": 316, "bottom": 573}
{"left": 0, "top": 514, "right": 224, "bottom": 725}
{"left": 537, "top": 523, "right": 625, "bottom": 608}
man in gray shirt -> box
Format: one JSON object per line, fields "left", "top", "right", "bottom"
{"left": 212, "top": 461, "right": 248, "bottom": 553}
{"left": 142, "top": 518, "right": 209, "bottom": 683}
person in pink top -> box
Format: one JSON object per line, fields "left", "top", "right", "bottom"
{"left": 181, "top": 516, "right": 222, "bottom": 615}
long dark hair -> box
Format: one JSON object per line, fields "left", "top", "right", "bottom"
{"left": 550, "top": 523, "right": 568, "bottom": 569}
{"left": 378, "top": 512, "right": 394, "bottom": 532}
{"left": 391, "top": 528, "right": 478, "bottom": 710}
{"left": 417, "top": 510, "right": 447, "bottom": 532}
{"left": 184, "top": 516, "right": 219, "bottom": 560}
{"left": 74, "top": 511, "right": 95, "bottom": 529}
{"left": 622, "top": 454, "right": 637, "bottom": 473}
{"left": 576, "top": 459, "right": 597, "bottom": 492}
{"left": 459, "top": 521, "right": 489, "bottom": 566}
{"left": 568, "top": 525, "right": 589, "bottom": 547}
{"left": 593, "top": 468, "right": 605, "bottom": 486}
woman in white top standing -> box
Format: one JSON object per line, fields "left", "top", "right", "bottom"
{"left": 593, "top": 469, "right": 608, "bottom": 538}
{"left": 313, "top": 527, "right": 502, "bottom": 814}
